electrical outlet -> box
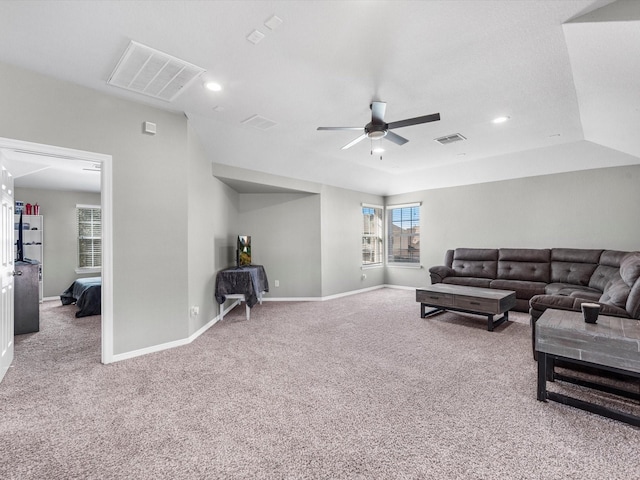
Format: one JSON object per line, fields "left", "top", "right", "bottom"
{"left": 274, "top": 280, "right": 280, "bottom": 287}
{"left": 190, "top": 306, "right": 199, "bottom": 316}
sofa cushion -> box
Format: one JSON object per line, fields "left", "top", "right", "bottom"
{"left": 588, "top": 264, "right": 622, "bottom": 291}
{"left": 620, "top": 252, "right": 640, "bottom": 286}
{"left": 588, "top": 250, "right": 629, "bottom": 291}
{"left": 529, "top": 294, "right": 629, "bottom": 318}
{"left": 451, "top": 248, "right": 498, "bottom": 279}
{"left": 551, "top": 248, "right": 603, "bottom": 264}
{"left": 620, "top": 252, "right": 640, "bottom": 319}
{"left": 499, "top": 248, "right": 550, "bottom": 263}
{"left": 550, "top": 248, "right": 601, "bottom": 286}
{"left": 490, "top": 279, "right": 546, "bottom": 300}
{"left": 568, "top": 290, "right": 602, "bottom": 301}
{"left": 599, "top": 250, "right": 629, "bottom": 268}
{"left": 497, "top": 248, "right": 550, "bottom": 283}
{"left": 545, "top": 283, "right": 601, "bottom": 297}
{"left": 599, "top": 276, "right": 630, "bottom": 309}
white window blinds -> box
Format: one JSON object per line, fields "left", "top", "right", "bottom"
{"left": 77, "top": 205, "right": 101, "bottom": 269}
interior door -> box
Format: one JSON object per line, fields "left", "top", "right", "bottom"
{"left": 0, "top": 152, "right": 15, "bottom": 383}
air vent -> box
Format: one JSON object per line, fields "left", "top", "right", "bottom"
{"left": 108, "top": 41, "right": 205, "bottom": 102}
{"left": 434, "top": 133, "right": 466, "bottom": 145}
{"left": 241, "top": 115, "right": 278, "bottom": 131}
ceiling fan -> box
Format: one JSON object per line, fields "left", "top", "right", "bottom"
{"left": 317, "top": 101, "right": 440, "bottom": 150}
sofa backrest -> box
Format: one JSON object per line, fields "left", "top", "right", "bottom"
{"left": 444, "top": 249, "right": 454, "bottom": 268}
{"left": 497, "top": 248, "right": 550, "bottom": 282}
{"left": 621, "top": 252, "right": 640, "bottom": 319}
{"left": 451, "top": 248, "right": 498, "bottom": 278}
{"left": 550, "top": 248, "right": 602, "bottom": 286}
{"left": 589, "top": 250, "right": 629, "bottom": 291}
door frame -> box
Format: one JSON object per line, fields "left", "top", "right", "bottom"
{"left": 0, "top": 137, "right": 114, "bottom": 364}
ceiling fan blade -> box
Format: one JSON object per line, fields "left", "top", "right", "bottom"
{"left": 385, "top": 131, "right": 409, "bottom": 146}
{"left": 341, "top": 133, "right": 368, "bottom": 150}
{"left": 387, "top": 113, "right": 440, "bottom": 130}
{"left": 370, "top": 101, "right": 386, "bottom": 124}
{"left": 317, "top": 126, "right": 363, "bottom": 131}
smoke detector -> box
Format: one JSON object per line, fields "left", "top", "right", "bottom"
{"left": 108, "top": 41, "right": 205, "bottom": 102}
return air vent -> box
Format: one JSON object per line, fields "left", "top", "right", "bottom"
{"left": 108, "top": 41, "right": 205, "bottom": 102}
{"left": 434, "top": 133, "right": 466, "bottom": 145}
{"left": 241, "top": 115, "right": 278, "bottom": 131}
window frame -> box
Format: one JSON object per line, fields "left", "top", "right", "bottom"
{"left": 361, "top": 203, "right": 384, "bottom": 268}
{"left": 386, "top": 202, "right": 421, "bottom": 267}
{"left": 76, "top": 204, "right": 102, "bottom": 274}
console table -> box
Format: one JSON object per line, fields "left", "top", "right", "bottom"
{"left": 536, "top": 309, "right": 640, "bottom": 427}
{"left": 215, "top": 265, "right": 269, "bottom": 320}
{"left": 416, "top": 284, "right": 516, "bottom": 331}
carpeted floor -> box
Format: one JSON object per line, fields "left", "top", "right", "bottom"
{"left": 1, "top": 289, "right": 639, "bottom": 479}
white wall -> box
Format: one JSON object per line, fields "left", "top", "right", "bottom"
{"left": 187, "top": 125, "right": 240, "bottom": 334}
{"left": 237, "top": 193, "right": 322, "bottom": 298}
{"left": 385, "top": 164, "right": 640, "bottom": 287}
{"left": 320, "top": 185, "right": 385, "bottom": 297}
{"left": 0, "top": 61, "right": 190, "bottom": 355}
{"left": 14, "top": 188, "right": 101, "bottom": 297}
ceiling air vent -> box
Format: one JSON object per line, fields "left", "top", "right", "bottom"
{"left": 241, "top": 115, "right": 278, "bottom": 131}
{"left": 434, "top": 133, "right": 466, "bottom": 145}
{"left": 108, "top": 41, "right": 205, "bottom": 102}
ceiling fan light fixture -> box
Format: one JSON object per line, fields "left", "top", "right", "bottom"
{"left": 204, "top": 81, "right": 222, "bottom": 92}
{"left": 368, "top": 130, "right": 387, "bottom": 140}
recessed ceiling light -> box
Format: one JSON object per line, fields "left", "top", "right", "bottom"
{"left": 204, "top": 81, "right": 222, "bottom": 92}
{"left": 492, "top": 116, "right": 510, "bottom": 124}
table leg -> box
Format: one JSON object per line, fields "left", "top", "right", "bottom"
{"left": 487, "top": 311, "right": 508, "bottom": 331}
{"left": 546, "top": 355, "right": 555, "bottom": 382}
{"left": 421, "top": 304, "right": 445, "bottom": 318}
{"left": 537, "top": 352, "right": 548, "bottom": 401}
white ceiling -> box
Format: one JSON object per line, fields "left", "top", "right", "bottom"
{"left": 0, "top": 0, "right": 638, "bottom": 195}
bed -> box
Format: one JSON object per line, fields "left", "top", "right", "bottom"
{"left": 60, "top": 277, "right": 102, "bottom": 317}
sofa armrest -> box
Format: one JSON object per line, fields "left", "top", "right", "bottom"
{"left": 429, "top": 265, "right": 454, "bottom": 284}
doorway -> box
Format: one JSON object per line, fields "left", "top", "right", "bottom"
{"left": 0, "top": 137, "right": 113, "bottom": 364}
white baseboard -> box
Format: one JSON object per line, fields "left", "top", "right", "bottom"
{"left": 111, "top": 312, "right": 224, "bottom": 363}
{"left": 263, "top": 284, "right": 386, "bottom": 302}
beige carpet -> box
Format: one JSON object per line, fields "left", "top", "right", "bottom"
{"left": 1, "top": 289, "right": 638, "bottom": 479}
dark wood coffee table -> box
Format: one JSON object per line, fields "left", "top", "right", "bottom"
{"left": 416, "top": 284, "right": 516, "bottom": 331}
{"left": 536, "top": 309, "right": 640, "bottom": 427}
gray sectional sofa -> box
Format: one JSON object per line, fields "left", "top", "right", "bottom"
{"left": 430, "top": 247, "right": 640, "bottom": 361}
{"left": 429, "top": 247, "right": 640, "bottom": 320}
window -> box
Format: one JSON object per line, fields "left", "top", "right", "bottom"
{"left": 362, "top": 205, "right": 383, "bottom": 265}
{"left": 77, "top": 205, "right": 101, "bottom": 270}
{"left": 387, "top": 203, "right": 420, "bottom": 265}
